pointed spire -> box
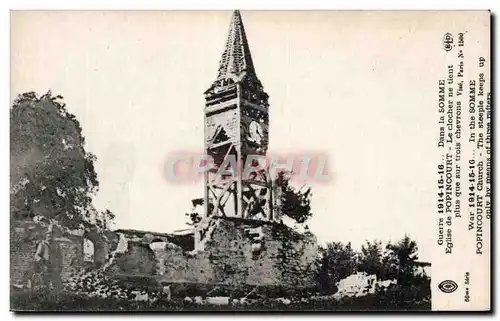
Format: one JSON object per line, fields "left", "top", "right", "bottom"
{"left": 215, "top": 10, "right": 256, "bottom": 83}
{"left": 206, "top": 10, "right": 268, "bottom": 105}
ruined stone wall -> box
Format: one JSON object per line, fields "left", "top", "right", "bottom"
{"left": 150, "top": 244, "right": 213, "bottom": 283}
{"left": 110, "top": 218, "right": 318, "bottom": 289}
{"left": 110, "top": 241, "right": 157, "bottom": 275}
{"left": 106, "top": 237, "right": 210, "bottom": 284}
{"left": 10, "top": 221, "right": 41, "bottom": 284}
{"left": 11, "top": 217, "right": 318, "bottom": 291}
{"left": 10, "top": 220, "right": 113, "bottom": 286}
{"left": 84, "top": 230, "right": 117, "bottom": 268}
{"left": 199, "top": 219, "right": 280, "bottom": 286}
{"left": 199, "top": 218, "right": 318, "bottom": 288}
{"left": 57, "top": 235, "right": 85, "bottom": 281}
{"left": 10, "top": 221, "right": 85, "bottom": 285}
{"left": 90, "top": 217, "right": 318, "bottom": 292}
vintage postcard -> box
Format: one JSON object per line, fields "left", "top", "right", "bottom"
{"left": 10, "top": 10, "right": 491, "bottom": 311}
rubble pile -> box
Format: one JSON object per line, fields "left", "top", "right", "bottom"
{"left": 64, "top": 269, "right": 164, "bottom": 304}
{"left": 333, "top": 272, "right": 397, "bottom": 299}
{"left": 63, "top": 232, "right": 159, "bottom": 302}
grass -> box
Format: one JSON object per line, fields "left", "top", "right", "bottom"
{"left": 11, "top": 286, "right": 430, "bottom": 312}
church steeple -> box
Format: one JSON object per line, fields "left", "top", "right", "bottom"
{"left": 205, "top": 10, "right": 268, "bottom": 106}
{"left": 216, "top": 10, "right": 256, "bottom": 82}
{"left": 201, "top": 9, "right": 273, "bottom": 228}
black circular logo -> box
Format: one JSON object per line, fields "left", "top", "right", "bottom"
{"left": 438, "top": 280, "right": 458, "bottom": 293}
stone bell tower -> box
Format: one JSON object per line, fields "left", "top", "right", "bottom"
{"left": 203, "top": 10, "right": 276, "bottom": 222}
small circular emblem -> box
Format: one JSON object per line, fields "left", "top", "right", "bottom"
{"left": 443, "top": 33, "right": 454, "bottom": 52}
{"left": 438, "top": 280, "right": 458, "bottom": 293}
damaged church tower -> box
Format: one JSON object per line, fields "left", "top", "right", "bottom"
{"left": 185, "top": 11, "right": 317, "bottom": 289}
{"left": 203, "top": 10, "right": 274, "bottom": 222}
{"left": 194, "top": 10, "right": 282, "bottom": 253}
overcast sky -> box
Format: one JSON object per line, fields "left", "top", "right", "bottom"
{"left": 10, "top": 10, "right": 482, "bottom": 261}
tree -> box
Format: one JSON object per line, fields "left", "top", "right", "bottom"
{"left": 10, "top": 91, "right": 108, "bottom": 229}
{"left": 93, "top": 209, "right": 116, "bottom": 231}
{"left": 185, "top": 198, "right": 203, "bottom": 226}
{"left": 273, "top": 171, "right": 312, "bottom": 224}
{"left": 383, "top": 235, "right": 419, "bottom": 284}
{"left": 358, "top": 240, "right": 384, "bottom": 277}
{"left": 315, "top": 241, "right": 357, "bottom": 293}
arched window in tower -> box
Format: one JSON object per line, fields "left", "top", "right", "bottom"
{"left": 83, "top": 238, "right": 95, "bottom": 263}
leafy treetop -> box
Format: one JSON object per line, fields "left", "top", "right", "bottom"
{"left": 10, "top": 91, "right": 112, "bottom": 230}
